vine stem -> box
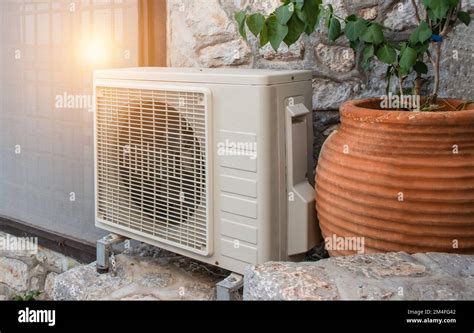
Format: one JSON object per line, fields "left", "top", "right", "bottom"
{"left": 398, "top": 71, "right": 404, "bottom": 102}
{"left": 432, "top": 42, "right": 441, "bottom": 101}
{"left": 411, "top": 0, "right": 421, "bottom": 24}
{"left": 410, "top": 0, "right": 436, "bottom": 72}
{"left": 430, "top": 2, "right": 460, "bottom": 101}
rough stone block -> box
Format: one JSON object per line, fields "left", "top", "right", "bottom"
{"left": 244, "top": 253, "right": 474, "bottom": 300}
{"left": 199, "top": 39, "right": 251, "bottom": 67}
{"left": 44, "top": 272, "right": 58, "bottom": 299}
{"left": 35, "top": 246, "right": 79, "bottom": 273}
{"left": 260, "top": 42, "right": 305, "bottom": 62}
{"left": 53, "top": 245, "right": 226, "bottom": 300}
{"left": 328, "top": 252, "right": 427, "bottom": 279}
{"left": 358, "top": 6, "right": 378, "bottom": 20}
{"left": 315, "top": 43, "right": 355, "bottom": 73}
{"left": 383, "top": 1, "right": 418, "bottom": 31}
{"left": 0, "top": 257, "right": 30, "bottom": 292}
{"left": 413, "top": 253, "right": 474, "bottom": 278}
{"left": 244, "top": 262, "right": 339, "bottom": 300}
{"left": 312, "top": 78, "right": 354, "bottom": 110}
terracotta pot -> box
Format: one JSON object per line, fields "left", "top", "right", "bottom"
{"left": 315, "top": 98, "right": 474, "bottom": 256}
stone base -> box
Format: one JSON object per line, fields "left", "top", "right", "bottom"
{"left": 0, "top": 231, "right": 79, "bottom": 300}
{"left": 53, "top": 244, "right": 229, "bottom": 300}
{"left": 244, "top": 252, "right": 474, "bottom": 300}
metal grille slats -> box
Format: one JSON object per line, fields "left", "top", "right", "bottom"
{"left": 96, "top": 87, "right": 208, "bottom": 253}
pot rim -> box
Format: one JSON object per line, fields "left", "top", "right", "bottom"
{"left": 340, "top": 98, "right": 474, "bottom": 125}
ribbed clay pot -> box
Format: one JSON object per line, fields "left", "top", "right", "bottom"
{"left": 316, "top": 98, "right": 474, "bottom": 256}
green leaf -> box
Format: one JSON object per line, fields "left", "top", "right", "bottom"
{"left": 414, "top": 61, "right": 428, "bottom": 74}
{"left": 275, "top": 5, "right": 293, "bottom": 25}
{"left": 371, "top": 22, "right": 387, "bottom": 30}
{"left": 295, "top": 6, "right": 307, "bottom": 22}
{"left": 328, "top": 17, "right": 341, "bottom": 41}
{"left": 361, "top": 24, "right": 384, "bottom": 45}
{"left": 362, "top": 44, "right": 374, "bottom": 65}
{"left": 349, "top": 40, "right": 359, "bottom": 49}
{"left": 428, "top": 0, "right": 450, "bottom": 20}
{"left": 391, "top": 42, "right": 402, "bottom": 50}
{"left": 399, "top": 42, "right": 408, "bottom": 57}
{"left": 399, "top": 67, "right": 410, "bottom": 76}
{"left": 458, "top": 11, "right": 471, "bottom": 26}
{"left": 324, "top": 10, "right": 332, "bottom": 28}
{"left": 410, "top": 21, "right": 432, "bottom": 44}
{"left": 345, "top": 19, "right": 368, "bottom": 42}
{"left": 409, "top": 30, "right": 419, "bottom": 45}
{"left": 247, "top": 13, "right": 265, "bottom": 37}
{"left": 315, "top": 6, "right": 326, "bottom": 29}
{"left": 418, "top": 22, "right": 433, "bottom": 43}
{"left": 345, "top": 14, "right": 357, "bottom": 22}
{"left": 399, "top": 46, "right": 418, "bottom": 71}
{"left": 303, "top": 0, "right": 323, "bottom": 34}
{"left": 294, "top": 0, "right": 305, "bottom": 10}
{"left": 414, "top": 41, "right": 429, "bottom": 53}
{"left": 427, "top": 9, "right": 437, "bottom": 22}
{"left": 376, "top": 43, "right": 397, "bottom": 64}
{"left": 260, "top": 22, "right": 269, "bottom": 47}
{"left": 418, "top": 22, "right": 432, "bottom": 43}
{"left": 344, "top": 20, "right": 357, "bottom": 41}
{"left": 326, "top": 4, "right": 334, "bottom": 16}
{"left": 284, "top": 13, "right": 305, "bottom": 45}
{"left": 267, "top": 16, "right": 289, "bottom": 51}
{"left": 235, "top": 11, "right": 247, "bottom": 41}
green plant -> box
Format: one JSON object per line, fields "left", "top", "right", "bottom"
{"left": 12, "top": 290, "right": 43, "bottom": 301}
{"left": 235, "top": 0, "right": 471, "bottom": 110}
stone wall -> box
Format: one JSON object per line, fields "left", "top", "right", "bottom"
{"left": 0, "top": 231, "right": 79, "bottom": 300}
{"left": 53, "top": 245, "right": 226, "bottom": 300}
{"left": 244, "top": 252, "right": 474, "bottom": 300}
{"left": 168, "top": 0, "right": 474, "bottom": 158}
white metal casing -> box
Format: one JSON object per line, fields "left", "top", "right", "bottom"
{"left": 93, "top": 67, "right": 319, "bottom": 274}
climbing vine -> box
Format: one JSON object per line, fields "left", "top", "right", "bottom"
{"left": 236, "top": 0, "right": 472, "bottom": 110}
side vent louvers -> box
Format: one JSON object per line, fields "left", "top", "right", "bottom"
{"left": 96, "top": 87, "right": 209, "bottom": 255}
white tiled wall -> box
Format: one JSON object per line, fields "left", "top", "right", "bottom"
{"left": 0, "top": 0, "right": 139, "bottom": 243}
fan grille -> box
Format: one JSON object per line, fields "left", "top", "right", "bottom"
{"left": 96, "top": 87, "right": 208, "bottom": 254}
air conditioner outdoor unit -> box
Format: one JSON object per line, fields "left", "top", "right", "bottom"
{"left": 93, "top": 67, "right": 319, "bottom": 274}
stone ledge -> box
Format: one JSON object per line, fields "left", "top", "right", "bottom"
{"left": 53, "top": 245, "right": 228, "bottom": 300}
{"left": 244, "top": 252, "right": 474, "bottom": 300}
{"left": 0, "top": 231, "right": 79, "bottom": 299}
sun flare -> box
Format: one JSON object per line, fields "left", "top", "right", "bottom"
{"left": 82, "top": 39, "right": 109, "bottom": 65}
